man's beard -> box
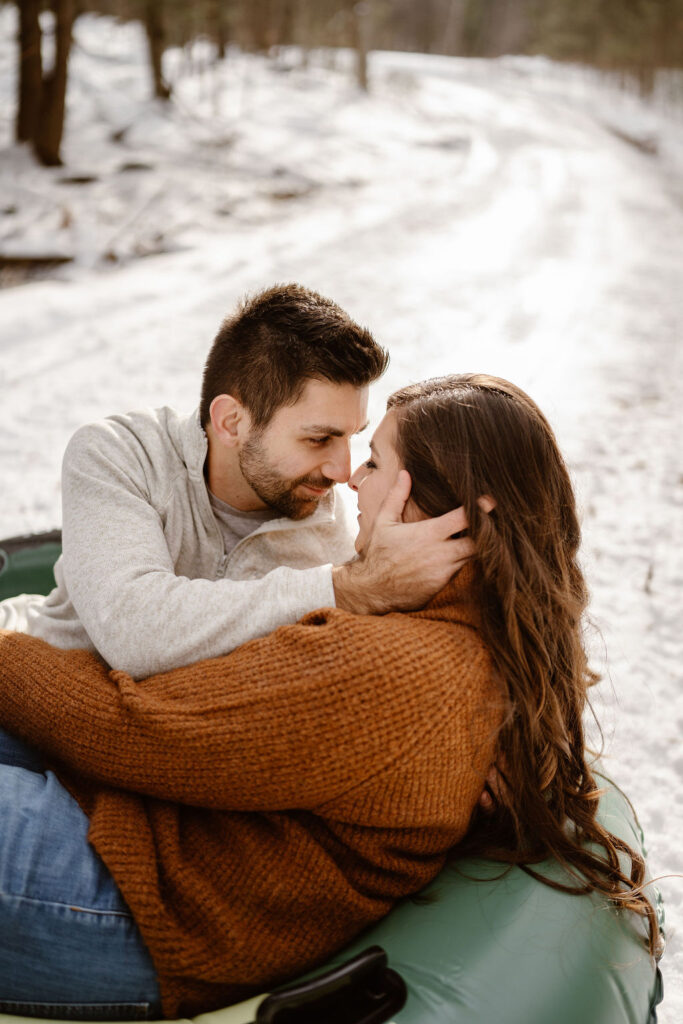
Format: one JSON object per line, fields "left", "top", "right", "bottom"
{"left": 238, "top": 431, "right": 335, "bottom": 520}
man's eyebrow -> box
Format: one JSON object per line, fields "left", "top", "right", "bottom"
{"left": 300, "top": 422, "right": 369, "bottom": 436}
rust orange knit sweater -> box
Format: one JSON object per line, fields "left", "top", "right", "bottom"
{"left": 0, "top": 565, "right": 503, "bottom": 1018}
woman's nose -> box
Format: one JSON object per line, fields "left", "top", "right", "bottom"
{"left": 348, "top": 464, "right": 365, "bottom": 492}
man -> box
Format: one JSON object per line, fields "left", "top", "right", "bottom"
{"left": 0, "top": 284, "right": 471, "bottom": 678}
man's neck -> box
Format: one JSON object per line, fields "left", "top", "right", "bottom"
{"left": 204, "top": 428, "right": 267, "bottom": 512}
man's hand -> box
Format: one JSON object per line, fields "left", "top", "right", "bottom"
{"left": 332, "top": 471, "right": 475, "bottom": 615}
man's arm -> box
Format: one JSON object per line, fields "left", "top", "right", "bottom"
{"left": 56, "top": 421, "right": 337, "bottom": 679}
{"left": 0, "top": 610, "right": 493, "bottom": 813}
{"left": 56, "top": 423, "right": 472, "bottom": 678}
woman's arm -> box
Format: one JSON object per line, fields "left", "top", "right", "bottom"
{"left": 0, "top": 611, "right": 485, "bottom": 811}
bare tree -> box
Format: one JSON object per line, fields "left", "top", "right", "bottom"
{"left": 441, "top": 1, "right": 467, "bottom": 56}
{"left": 242, "top": 0, "right": 275, "bottom": 52}
{"left": 144, "top": 0, "right": 172, "bottom": 98}
{"left": 205, "top": 0, "right": 230, "bottom": 59}
{"left": 34, "top": 0, "right": 76, "bottom": 165}
{"left": 15, "top": 0, "right": 76, "bottom": 166}
{"left": 486, "top": 0, "right": 529, "bottom": 57}
{"left": 16, "top": 0, "right": 43, "bottom": 142}
{"left": 348, "top": 1, "right": 370, "bottom": 91}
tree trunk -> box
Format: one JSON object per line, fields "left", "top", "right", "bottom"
{"left": 144, "top": 0, "right": 171, "bottom": 99}
{"left": 649, "top": 0, "right": 677, "bottom": 81}
{"left": 491, "top": 0, "right": 529, "bottom": 56}
{"left": 350, "top": 2, "right": 370, "bottom": 92}
{"left": 33, "top": 0, "right": 74, "bottom": 167}
{"left": 441, "top": 0, "right": 467, "bottom": 57}
{"left": 245, "top": 0, "right": 273, "bottom": 52}
{"left": 293, "top": 0, "right": 313, "bottom": 69}
{"left": 208, "top": 0, "right": 228, "bottom": 60}
{"left": 16, "top": 0, "right": 43, "bottom": 142}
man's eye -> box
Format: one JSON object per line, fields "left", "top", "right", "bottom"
{"left": 364, "top": 459, "right": 376, "bottom": 469}
{"left": 307, "top": 437, "right": 330, "bottom": 446}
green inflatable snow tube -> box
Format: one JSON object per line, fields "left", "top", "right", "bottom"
{"left": 0, "top": 532, "right": 62, "bottom": 603}
{"left": 0, "top": 534, "right": 665, "bottom": 1024}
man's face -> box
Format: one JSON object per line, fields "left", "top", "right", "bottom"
{"left": 238, "top": 379, "right": 369, "bottom": 520}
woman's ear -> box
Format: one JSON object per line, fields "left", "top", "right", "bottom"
{"left": 401, "top": 496, "right": 429, "bottom": 524}
{"left": 477, "top": 494, "right": 496, "bottom": 514}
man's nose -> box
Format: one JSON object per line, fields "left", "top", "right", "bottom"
{"left": 322, "top": 442, "right": 352, "bottom": 484}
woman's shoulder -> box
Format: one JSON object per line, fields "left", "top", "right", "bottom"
{"left": 304, "top": 602, "right": 496, "bottom": 706}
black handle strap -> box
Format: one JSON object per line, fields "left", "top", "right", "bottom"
{"left": 255, "top": 946, "right": 407, "bottom": 1024}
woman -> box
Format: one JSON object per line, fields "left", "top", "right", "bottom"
{"left": 0, "top": 374, "right": 659, "bottom": 1019}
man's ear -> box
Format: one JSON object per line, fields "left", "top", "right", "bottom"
{"left": 209, "top": 394, "right": 250, "bottom": 448}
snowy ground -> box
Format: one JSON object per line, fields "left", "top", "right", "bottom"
{"left": 1, "top": 8, "right": 682, "bottom": 1018}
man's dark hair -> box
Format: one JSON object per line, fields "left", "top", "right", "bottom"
{"left": 199, "top": 283, "right": 388, "bottom": 428}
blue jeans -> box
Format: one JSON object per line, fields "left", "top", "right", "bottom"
{"left": 0, "top": 728, "right": 162, "bottom": 1019}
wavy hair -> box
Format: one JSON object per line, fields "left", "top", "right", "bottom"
{"left": 388, "top": 373, "right": 661, "bottom": 957}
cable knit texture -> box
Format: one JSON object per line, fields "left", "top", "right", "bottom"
{"left": 0, "top": 565, "right": 503, "bottom": 1018}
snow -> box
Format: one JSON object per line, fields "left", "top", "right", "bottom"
{"left": 1, "top": 8, "right": 682, "bottom": 1017}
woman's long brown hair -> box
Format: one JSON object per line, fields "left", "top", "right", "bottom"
{"left": 388, "top": 373, "right": 662, "bottom": 958}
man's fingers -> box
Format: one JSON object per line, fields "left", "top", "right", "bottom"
{"left": 478, "top": 788, "right": 494, "bottom": 811}
{"left": 429, "top": 506, "right": 468, "bottom": 538}
{"left": 450, "top": 536, "right": 475, "bottom": 563}
{"left": 376, "top": 470, "right": 412, "bottom": 525}
{"left": 428, "top": 496, "right": 495, "bottom": 539}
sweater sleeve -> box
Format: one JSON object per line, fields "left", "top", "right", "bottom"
{"left": 56, "top": 421, "right": 339, "bottom": 679}
{"left": 0, "top": 613, "right": 487, "bottom": 812}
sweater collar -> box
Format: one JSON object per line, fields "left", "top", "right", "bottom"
{"left": 178, "top": 408, "right": 209, "bottom": 479}
{"left": 409, "top": 561, "right": 482, "bottom": 630}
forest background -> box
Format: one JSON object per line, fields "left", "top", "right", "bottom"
{"left": 11, "top": 0, "right": 683, "bottom": 166}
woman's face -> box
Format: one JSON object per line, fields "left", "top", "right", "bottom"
{"left": 348, "top": 410, "right": 404, "bottom": 553}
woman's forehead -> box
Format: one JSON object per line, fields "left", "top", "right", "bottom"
{"left": 370, "top": 409, "right": 398, "bottom": 458}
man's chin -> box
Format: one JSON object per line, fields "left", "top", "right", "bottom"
{"left": 286, "top": 483, "right": 333, "bottom": 520}
{"left": 288, "top": 499, "right": 319, "bottom": 521}
{"left": 255, "top": 481, "right": 333, "bottom": 520}
{"left": 275, "top": 489, "right": 328, "bottom": 520}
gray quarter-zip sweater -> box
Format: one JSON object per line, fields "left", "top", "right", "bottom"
{"left": 1, "top": 408, "right": 356, "bottom": 679}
